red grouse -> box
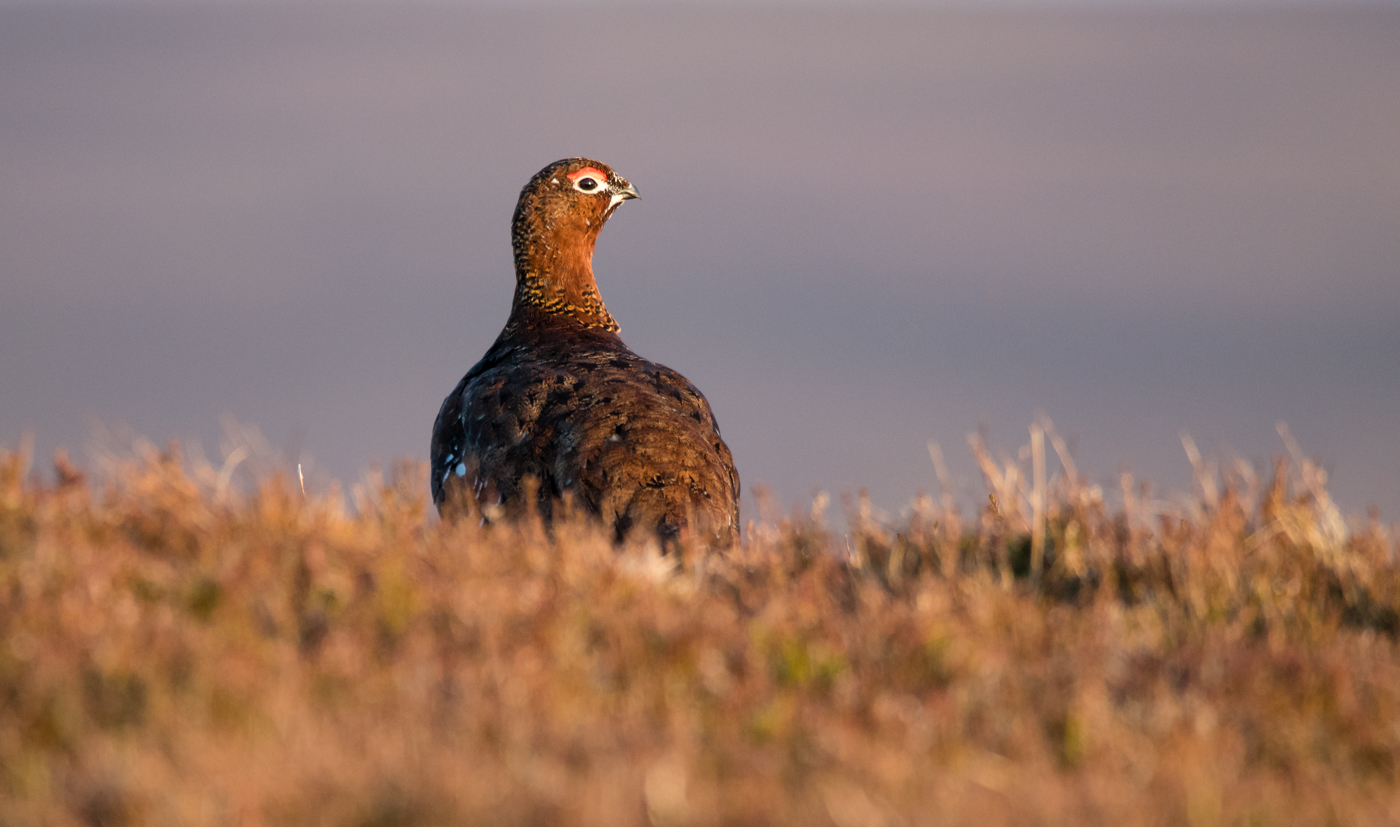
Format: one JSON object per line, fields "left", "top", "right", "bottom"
{"left": 431, "top": 158, "right": 739, "bottom": 547}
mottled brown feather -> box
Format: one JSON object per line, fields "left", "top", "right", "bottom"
{"left": 431, "top": 159, "right": 739, "bottom": 547}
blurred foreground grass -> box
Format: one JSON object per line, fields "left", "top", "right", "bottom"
{"left": 1, "top": 426, "right": 1397, "bottom": 826}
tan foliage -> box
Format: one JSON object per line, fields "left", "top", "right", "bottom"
{"left": 0, "top": 429, "right": 1397, "bottom": 826}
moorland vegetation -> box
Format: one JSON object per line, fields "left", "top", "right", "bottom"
{"left": 1, "top": 422, "right": 1396, "bottom": 826}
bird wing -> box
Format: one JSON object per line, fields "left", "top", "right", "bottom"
{"left": 551, "top": 354, "right": 739, "bottom": 542}
{"left": 433, "top": 334, "right": 738, "bottom": 542}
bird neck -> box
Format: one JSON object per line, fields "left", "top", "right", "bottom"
{"left": 509, "top": 222, "right": 619, "bottom": 332}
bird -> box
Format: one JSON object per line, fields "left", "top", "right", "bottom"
{"left": 430, "top": 158, "right": 739, "bottom": 548}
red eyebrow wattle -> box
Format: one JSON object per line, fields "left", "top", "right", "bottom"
{"left": 567, "top": 167, "right": 608, "bottom": 182}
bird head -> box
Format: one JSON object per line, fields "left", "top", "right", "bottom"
{"left": 512, "top": 158, "right": 639, "bottom": 257}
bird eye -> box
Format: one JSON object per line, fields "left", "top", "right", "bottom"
{"left": 566, "top": 166, "right": 611, "bottom": 195}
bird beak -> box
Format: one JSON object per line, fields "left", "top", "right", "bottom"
{"left": 609, "top": 182, "right": 640, "bottom": 208}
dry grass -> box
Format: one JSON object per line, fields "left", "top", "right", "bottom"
{"left": 1, "top": 425, "right": 1398, "bottom": 827}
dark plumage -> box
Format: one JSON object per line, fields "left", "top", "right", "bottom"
{"left": 431, "top": 158, "right": 739, "bottom": 547}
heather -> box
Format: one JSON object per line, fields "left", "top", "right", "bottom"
{"left": 1, "top": 427, "right": 1397, "bottom": 826}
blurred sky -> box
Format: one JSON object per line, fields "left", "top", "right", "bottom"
{"left": 2, "top": 1, "right": 1398, "bottom": 522}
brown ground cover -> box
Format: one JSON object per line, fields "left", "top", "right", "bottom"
{"left": 1, "top": 429, "right": 1397, "bottom": 826}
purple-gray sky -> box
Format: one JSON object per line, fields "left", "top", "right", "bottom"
{"left": 2, "top": 2, "right": 1398, "bottom": 521}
